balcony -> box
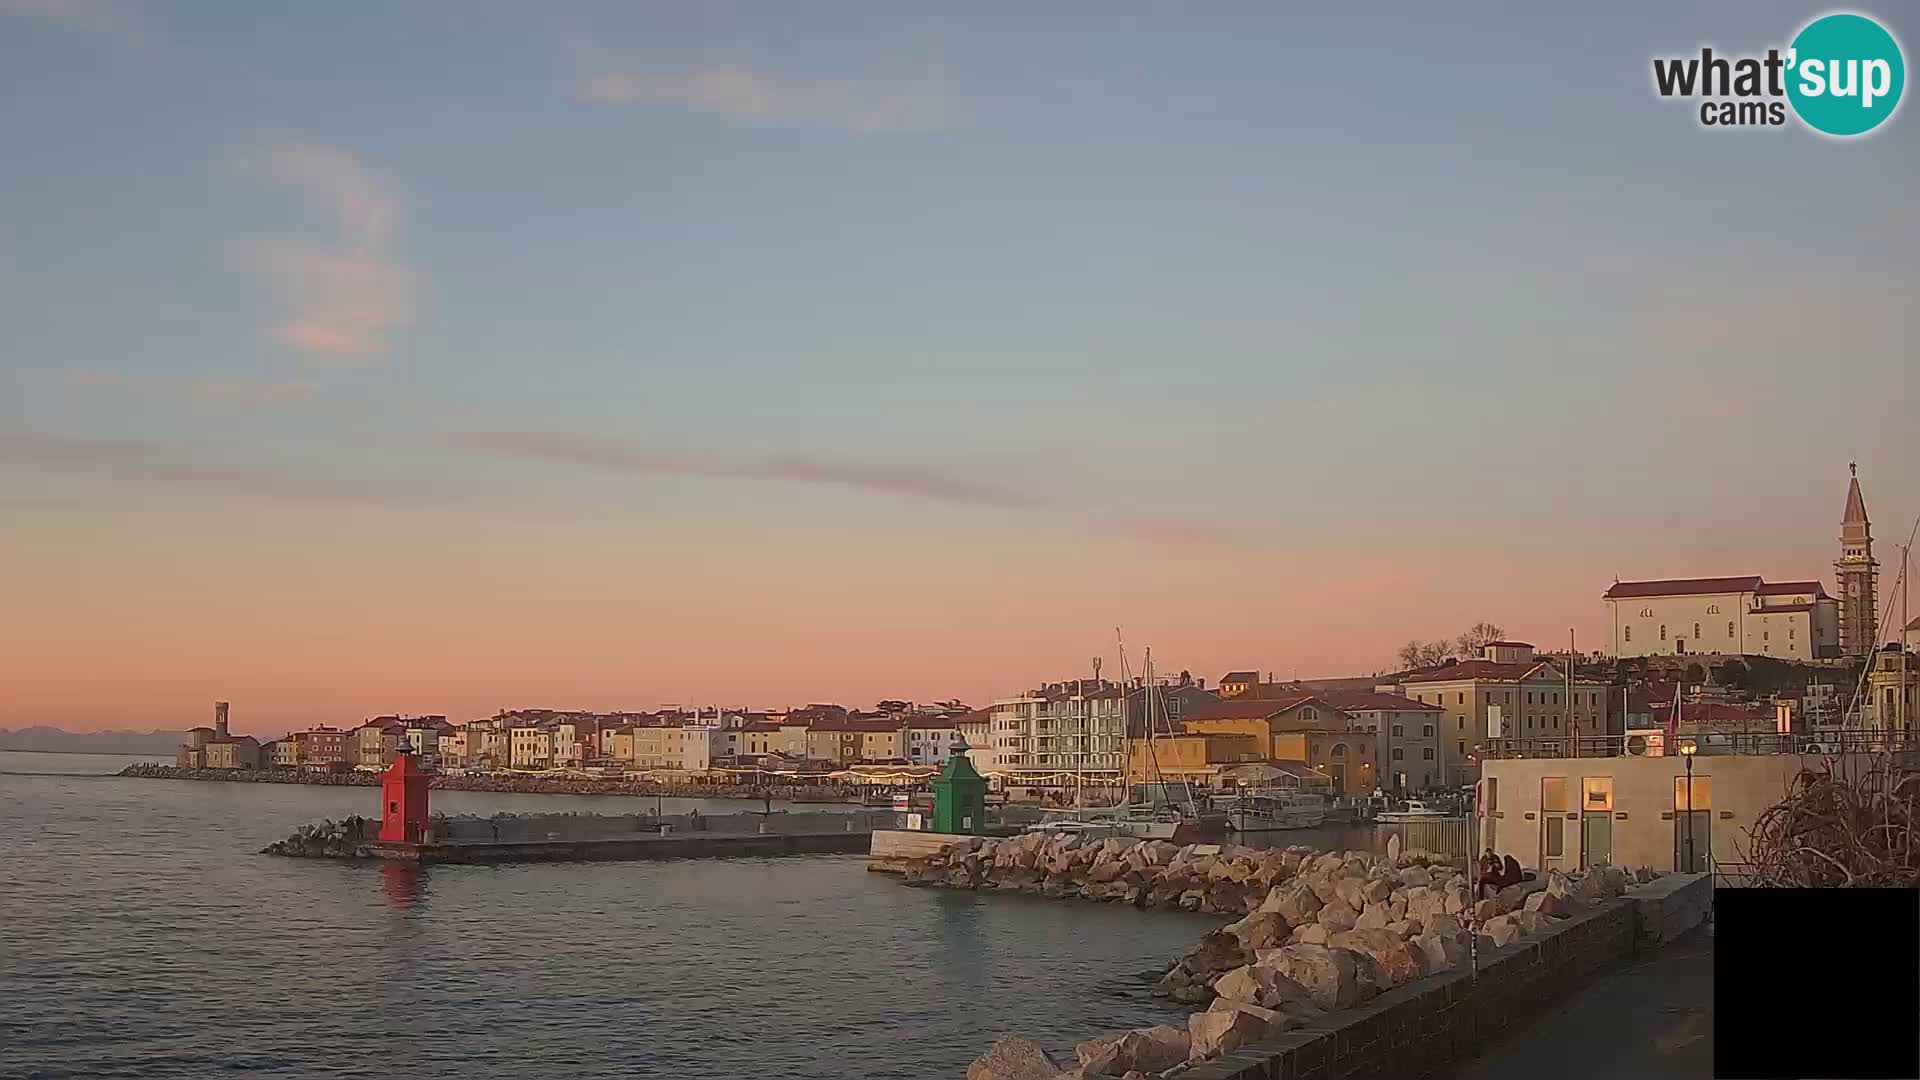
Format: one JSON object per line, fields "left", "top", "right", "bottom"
{"left": 1481, "top": 729, "right": 1920, "bottom": 760}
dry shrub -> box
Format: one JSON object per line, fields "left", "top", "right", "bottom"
{"left": 1740, "top": 754, "right": 1920, "bottom": 887}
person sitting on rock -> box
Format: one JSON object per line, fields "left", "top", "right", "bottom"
{"left": 1477, "top": 850, "right": 1503, "bottom": 899}
{"left": 1501, "top": 853, "right": 1527, "bottom": 889}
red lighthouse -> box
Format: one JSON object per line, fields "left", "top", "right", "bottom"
{"left": 378, "top": 751, "right": 430, "bottom": 844}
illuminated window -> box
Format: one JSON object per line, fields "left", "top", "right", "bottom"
{"left": 1674, "top": 775, "right": 1712, "bottom": 810}
{"left": 1542, "top": 776, "right": 1568, "bottom": 812}
{"left": 1582, "top": 777, "right": 1613, "bottom": 811}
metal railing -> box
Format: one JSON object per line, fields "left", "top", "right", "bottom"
{"left": 1481, "top": 730, "right": 1920, "bottom": 760}
{"left": 1374, "top": 818, "right": 1474, "bottom": 863}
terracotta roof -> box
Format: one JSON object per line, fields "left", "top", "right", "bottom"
{"left": 1313, "top": 690, "right": 1442, "bottom": 713}
{"left": 903, "top": 715, "right": 961, "bottom": 729}
{"left": 1604, "top": 576, "right": 1763, "bottom": 599}
{"left": 1749, "top": 603, "right": 1816, "bottom": 614}
{"left": 1908, "top": 616, "right": 1920, "bottom": 632}
{"left": 807, "top": 716, "right": 904, "bottom": 733}
{"left": 1184, "top": 694, "right": 1321, "bottom": 722}
{"left": 1756, "top": 580, "right": 1829, "bottom": 598}
{"left": 1484, "top": 641, "right": 1534, "bottom": 649}
{"left": 1220, "top": 671, "right": 1260, "bottom": 684}
{"left": 1399, "top": 659, "right": 1601, "bottom": 685}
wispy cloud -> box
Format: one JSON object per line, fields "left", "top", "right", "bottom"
{"left": 578, "top": 64, "right": 950, "bottom": 133}
{"left": 450, "top": 430, "right": 1034, "bottom": 509}
{"left": 234, "top": 143, "right": 413, "bottom": 359}
{"left": 449, "top": 430, "right": 1274, "bottom": 551}
{"left": 0, "top": 430, "right": 415, "bottom": 505}
{"left": 64, "top": 368, "right": 316, "bottom": 406}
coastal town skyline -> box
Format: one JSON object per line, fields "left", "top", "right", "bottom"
{"left": 4, "top": 2, "right": 1917, "bottom": 731}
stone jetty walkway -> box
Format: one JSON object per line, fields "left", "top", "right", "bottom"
{"left": 1430, "top": 921, "right": 1713, "bottom": 1080}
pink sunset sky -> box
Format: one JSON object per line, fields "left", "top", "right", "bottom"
{"left": 3, "top": 3, "right": 1917, "bottom": 734}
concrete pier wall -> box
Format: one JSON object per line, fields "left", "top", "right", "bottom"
{"left": 370, "top": 830, "right": 874, "bottom": 865}
{"left": 1179, "top": 875, "right": 1710, "bottom": 1080}
{"left": 439, "top": 810, "right": 899, "bottom": 844}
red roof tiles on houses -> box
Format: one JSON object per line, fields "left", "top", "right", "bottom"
{"left": 1183, "top": 694, "right": 1320, "bottom": 722}
{"left": 1219, "top": 671, "right": 1260, "bottom": 684}
{"left": 1756, "top": 581, "right": 1831, "bottom": 598}
{"left": 1602, "top": 576, "right": 1764, "bottom": 599}
{"left": 1312, "top": 690, "right": 1443, "bottom": 712}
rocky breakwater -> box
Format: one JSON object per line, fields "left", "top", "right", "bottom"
{"left": 902, "top": 832, "right": 1306, "bottom": 915}
{"left": 261, "top": 816, "right": 375, "bottom": 858}
{"left": 938, "top": 836, "right": 1651, "bottom": 1080}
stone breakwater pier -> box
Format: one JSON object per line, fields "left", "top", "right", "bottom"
{"left": 265, "top": 810, "right": 892, "bottom": 865}
{"left": 880, "top": 832, "right": 1709, "bottom": 1080}
{"left": 120, "top": 762, "right": 854, "bottom": 802}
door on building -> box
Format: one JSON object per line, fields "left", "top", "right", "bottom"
{"left": 1674, "top": 639, "right": 1687, "bottom": 655}
{"left": 1673, "top": 772, "right": 1712, "bottom": 872}
{"left": 1329, "top": 764, "right": 1347, "bottom": 793}
{"left": 1673, "top": 812, "right": 1711, "bottom": 872}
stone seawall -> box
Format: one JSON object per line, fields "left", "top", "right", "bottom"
{"left": 119, "top": 763, "right": 852, "bottom": 802}
{"left": 917, "top": 832, "right": 1695, "bottom": 1079}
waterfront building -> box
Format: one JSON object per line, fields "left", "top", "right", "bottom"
{"left": 956, "top": 709, "right": 993, "bottom": 770}
{"left": 1216, "top": 671, "right": 1260, "bottom": 698}
{"left": 1179, "top": 692, "right": 1375, "bottom": 796}
{"left": 1478, "top": 735, "right": 1882, "bottom": 877}
{"left": 436, "top": 727, "right": 467, "bottom": 767}
{"left": 176, "top": 725, "right": 214, "bottom": 768}
{"left": 204, "top": 735, "right": 261, "bottom": 770}
{"left": 1387, "top": 643, "right": 1610, "bottom": 786}
{"left": 1836, "top": 464, "right": 1879, "bottom": 659}
{"left": 1311, "top": 690, "right": 1444, "bottom": 793}
{"left": 467, "top": 723, "right": 508, "bottom": 770}
{"left": 297, "top": 727, "right": 349, "bottom": 770}
{"left": 508, "top": 724, "right": 549, "bottom": 769}
{"left": 273, "top": 738, "right": 301, "bottom": 768}
{"left": 402, "top": 717, "right": 452, "bottom": 765}
{"left": 1125, "top": 732, "right": 1262, "bottom": 789}
{"left": 1125, "top": 673, "right": 1218, "bottom": 734}
{"left": 354, "top": 717, "right": 409, "bottom": 768}
{"left": 904, "top": 714, "right": 964, "bottom": 765}
{"left": 1604, "top": 576, "right": 1840, "bottom": 660}
{"left": 1861, "top": 644, "right": 1918, "bottom": 737}
{"left": 988, "top": 679, "right": 1128, "bottom": 785}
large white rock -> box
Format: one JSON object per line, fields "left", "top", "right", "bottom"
{"left": 1328, "top": 928, "right": 1426, "bottom": 986}
{"left": 1263, "top": 944, "right": 1367, "bottom": 1010}
{"left": 1480, "top": 913, "right": 1523, "bottom": 949}
{"left": 1415, "top": 928, "right": 1472, "bottom": 972}
{"left": 1385, "top": 833, "right": 1403, "bottom": 864}
{"left": 1225, "top": 909, "right": 1293, "bottom": 951}
{"left": 1397, "top": 865, "right": 1434, "bottom": 888}
{"left": 1077, "top": 1026, "right": 1190, "bottom": 1076}
{"left": 1211, "top": 963, "right": 1316, "bottom": 1010}
{"left": 1334, "top": 877, "right": 1369, "bottom": 912}
{"left": 966, "top": 1035, "right": 1060, "bottom": 1080}
{"left": 1262, "top": 880, "right": 1324, "bottom": 923}
{"left": 1189, "top": 1006, "right": 1270, "bottom": 1060}
{"left": 1317, "top": 898, "right": 1360, "bottom": 932}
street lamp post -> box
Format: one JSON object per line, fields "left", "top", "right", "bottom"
{"left": 1680, "top": 740, "right": 1698, "bottom": 872}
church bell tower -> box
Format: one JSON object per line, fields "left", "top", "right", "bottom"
{"left": 1835, "top": 463, "right": 1879, "bottom": 658}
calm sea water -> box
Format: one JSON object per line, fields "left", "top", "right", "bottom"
{"left": 0, "top": 751, "right": 1220, "bottom": 1079}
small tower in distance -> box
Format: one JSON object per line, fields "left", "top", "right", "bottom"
{"left": 213, "top": 701, "right": 230, "bottom": 741}
{"left": 1836, "top": 462, "right": 1880, "bottom": 658}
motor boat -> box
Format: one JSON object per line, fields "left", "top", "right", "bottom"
{"left": 1374, "top": 799, "right": 1460, "bottom": 824}
{"left": 1224, "top": 790, "right": 1328, "bottom": 832}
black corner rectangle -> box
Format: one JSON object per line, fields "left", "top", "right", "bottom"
{"left": 1715, "top": 888, "right": 1919, "bottom": 1080}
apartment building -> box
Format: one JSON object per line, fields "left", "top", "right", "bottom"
{"left": 1386, "top": 642, "right": 1611, "bottom": 785}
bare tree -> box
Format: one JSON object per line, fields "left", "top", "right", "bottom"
{"left": 1454, "top": 621, "right": 1507, "bottom": 658}
{"left": 1397, "top": 639, "right": 1456, "bottom": 670}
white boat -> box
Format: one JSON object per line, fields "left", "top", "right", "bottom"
{"left": 1375, "top": 799, "right": 1459, "bottom": 824}
{"left": 1225, "top": 791, "right": 1327, "bottom": 832}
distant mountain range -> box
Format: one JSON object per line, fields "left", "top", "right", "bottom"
{"left": 0, "top": 726, "right": 187, "bottom": 754}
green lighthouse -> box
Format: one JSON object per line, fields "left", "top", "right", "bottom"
{"left": 930, "top": 736, "right": 987, "bottom": 835}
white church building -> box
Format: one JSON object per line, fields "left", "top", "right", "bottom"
{"left": 1603, "top": 575, "right": 1840, "bottom": 660}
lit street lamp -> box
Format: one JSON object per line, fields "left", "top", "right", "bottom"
{"left": 1680, "top": 740, "right": 1698, "bottom": 872}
